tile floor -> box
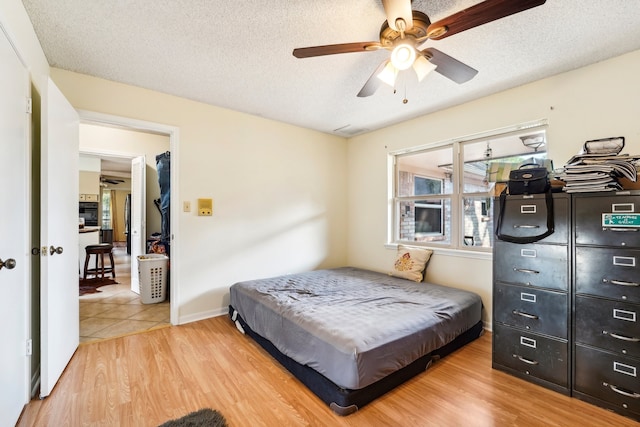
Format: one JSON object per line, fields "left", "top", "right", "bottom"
{"left": 79, "top": 242, "right": 170, "bottom": 343}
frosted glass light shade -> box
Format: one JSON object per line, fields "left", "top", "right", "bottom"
{"left": 377, "top": 60, "right": 399, "bottom": 86}
{"left": 413, "top": 56, "right": 437, "bottom": 82}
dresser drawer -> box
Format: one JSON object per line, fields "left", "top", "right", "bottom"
{"left": 496, "top": 193, "right": 569, "bottom": 244}
{"left": 575, "top": 344, "right": 640, "bottom": 417}
{"left": 493, "top": 324, "right": 568, "bottom": 388}
{"left": 494, "top": 283, "right": 568, "bottom": 338}
{"left": 575, "top": 296, "right": 640, "bottom": 358}
{"left": 575, "top": 247, "right": 640, "bottom": 303}
{"left": 494, "top": 241, "right": 568, "bottom": 291}
{"left": 574, "top": 193, "right": 640, "bottom": 248}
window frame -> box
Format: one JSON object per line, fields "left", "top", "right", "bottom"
{"left": 388, "top": 120, "right": 548, "bottom": 252}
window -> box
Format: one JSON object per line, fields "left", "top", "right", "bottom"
{"left": 101, "top": 190, "right": 112, "bottom": 229}
{"left": 391, "top": 122, "right": 548, "bottom": 251}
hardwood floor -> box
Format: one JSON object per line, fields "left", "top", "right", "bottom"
{"left": 18, "top": 316, "right": 637, "bottom": 427}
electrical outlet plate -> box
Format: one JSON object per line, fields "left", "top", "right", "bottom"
{"left": 198, "top": 198, "right": 213, "bottom": 216}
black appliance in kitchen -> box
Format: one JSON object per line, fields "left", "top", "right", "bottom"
{"left": 79, "top": 201, "right": 99, "bottom": 227}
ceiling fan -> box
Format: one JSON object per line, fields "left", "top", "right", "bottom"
{"left": 101, "top": 177, "right": 125, "bottom": 185}
{"left": 292, "top": 0, "right": 546, "bottom": 97}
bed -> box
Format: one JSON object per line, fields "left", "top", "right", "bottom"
{"left": 229, "top": 266, "right": 483, "bottom": 415}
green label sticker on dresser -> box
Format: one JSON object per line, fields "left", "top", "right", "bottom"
{"left": 602, "top": 213, "right": 640, "bottom": 227}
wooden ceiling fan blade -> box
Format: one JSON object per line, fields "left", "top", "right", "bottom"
{"left": 357, "top": 60, "right": 389, "bottom": 98}
{"left": 426, "top": 0, "right": 546, "bottom": 41}
{"left": 422, "top": 48, "right": 478, "bottom": 84}
{"left": 292, "top": 42, "right": 381, "bottom": 58}
{"left": 382, "top": 0, "right": 413, "bottom": 31}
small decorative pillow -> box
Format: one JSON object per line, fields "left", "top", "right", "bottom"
{"left": 389, "top": 245, "right": 433, "bottom": 282}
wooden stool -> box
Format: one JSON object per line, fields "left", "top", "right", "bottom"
{"left": 83, "top": 243, "right": 115, "bottom": 280}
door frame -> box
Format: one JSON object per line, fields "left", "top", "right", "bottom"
{"left": 77, "top": 110, "right": 179, "bottom": 325}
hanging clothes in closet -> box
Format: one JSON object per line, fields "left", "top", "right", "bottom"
{"left": 156, "top": 151, "right": 170, "bottom": 252}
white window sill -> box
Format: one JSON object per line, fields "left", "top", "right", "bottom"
{"left": 385, "top": 243, "right": 492, "bottom": 261}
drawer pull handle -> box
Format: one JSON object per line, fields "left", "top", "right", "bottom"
{"left": 513, "top": 267, "right": 539, "bottom": 274}
{"left": 514, "top": 282, "right": 533, "bottom": 287}
{"left": 603, "top": 278, "right": 639, "bottom": 287}
{"left": 513, "top": 224, "right": 539, "bottom": 229}
{"left": 512, "top": 310, "right": 539, "bottom": 320}
{"left": 607, "top": 332, "right": 640, "bottom": 342}
{"left": 603, "top": 227, "right": 639, "bottom": 232}
{"left": 606, "top": 384, "right": 640, "bottom": 399}
{"left": 513, "top": 354, "right": 539, "bottom": 365}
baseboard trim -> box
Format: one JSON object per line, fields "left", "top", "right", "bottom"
{"left": 177, "top": 307, "right": 228, "bottom": 325}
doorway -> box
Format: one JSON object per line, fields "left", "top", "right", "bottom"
{"left": 79, "top": 150, "right": 167, "bottom": 343}
{"left": 77, "top": 114, "right": 178, "bottom": 340}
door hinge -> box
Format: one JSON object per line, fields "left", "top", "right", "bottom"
{"left": 26, "top": 339, "right": 32, "bottom": 356}
{"left": 26, "top": 97, "right": 32, "bottom": 114}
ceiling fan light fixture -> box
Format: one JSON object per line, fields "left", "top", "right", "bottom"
{"left": 293, "top": 0, "right": 548, "bottom": 98}
{"left": 390, "top": 42, "right": 416, "bottom": 70}
{"left": 413, "top": 55, "right": 437, "bottom": 82}
{"left": 520, "top": 134, "right": 546, "bottom": 151}
{"left": 377, "top": 60, "right": 398, "bottom": 86}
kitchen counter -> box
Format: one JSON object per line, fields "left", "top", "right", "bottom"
{"left": 79, "top": 226, "right": 100, "bottom": 234}
{"left": 79, "top": 228, "right": 100, "bottom": 276}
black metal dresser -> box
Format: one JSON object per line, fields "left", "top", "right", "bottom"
{"left": 492, "top": 192, "right": 571, "bottom": 394}
{"left": 572, "top": 192, "right": 640, "bottom": 421}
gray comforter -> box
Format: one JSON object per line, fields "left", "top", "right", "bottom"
{"left": 229, "top": 267, "right": 482, "bottom": 390}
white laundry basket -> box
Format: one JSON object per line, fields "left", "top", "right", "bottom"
{"left": 137, "top": 254, "right": 168, "bottom": 304}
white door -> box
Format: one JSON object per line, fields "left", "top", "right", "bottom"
{"left": 0, "top": 27, "right": 31, "bottom": 426}
{"left": 40, "top": 78, "right": 80, "bottom": 398}
{"left": 130, "top": 156, "right": 146, "bottom": 294}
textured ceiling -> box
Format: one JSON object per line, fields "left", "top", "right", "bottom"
{"left": 21, "top": 1, "right": 640, "bottom": 137}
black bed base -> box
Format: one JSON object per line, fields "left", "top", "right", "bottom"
{"left": 229, "top": 305, "right": 484, "bottom": 416}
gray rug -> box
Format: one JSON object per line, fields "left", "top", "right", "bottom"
{"left": 158, "top": 408, "right": 228, "bottom": 427}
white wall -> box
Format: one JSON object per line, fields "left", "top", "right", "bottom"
{"left": 78, "top": 156, "right": 100, "bottom": 172}
{"left": 347, "top": 49, "right": 640, "bottom": 328}
{"left": 51, "top": 68, "right": 348, "bottom": 323}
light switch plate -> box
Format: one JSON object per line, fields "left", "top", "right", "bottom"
{"left": 198, "top": 198, "right": 213, "bottom": 216}
{"left": 183, "top": 201, "right": 191, "bottom": 212}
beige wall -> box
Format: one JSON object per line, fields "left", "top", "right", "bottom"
{"left": 347, "top": 49, "right": 640, "bottom": 328}
{"left": 78, "top": 171, "right": 100, "bottom": 196}
{"left": 51, "top": 67, "right": 348, "bottom": 322}
{"left": 6, "top": 0, "right": 640, "bottom": 328}
{"left": 112, "top": 190, "right": 129, "bottom": 242}
{"left": 55, "top": 50, "right": 640, "bottom": 327}
{"left": 0, "top": 1, "right": 50, "bottom": 92}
